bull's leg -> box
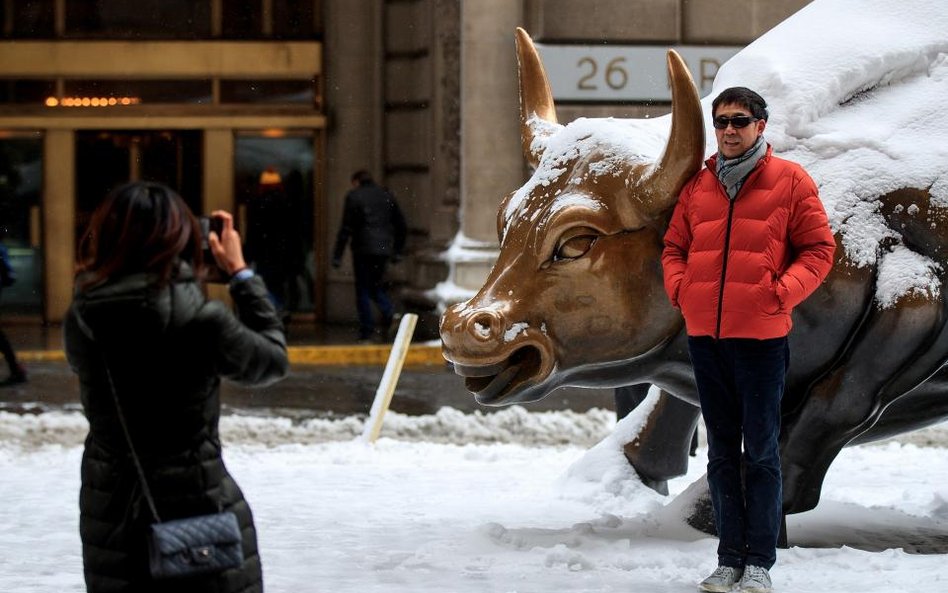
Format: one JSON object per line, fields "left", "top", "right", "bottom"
{"left": 622, "top": 388, "right": 701, "bottom": 495}
{"left": 853, "top": 367, "right": 948, "bottom": 444}
{"left": 614, "top": 384, "right": 650, "bottom": 420}
{"left": 780, "top": 295, "right": 944, "bottom": 515}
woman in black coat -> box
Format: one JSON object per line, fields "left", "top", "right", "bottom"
{"left": 64, "top": 181, "right": 288, "bottom": 593}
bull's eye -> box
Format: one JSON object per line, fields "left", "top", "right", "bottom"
{"left": 553, "top": 230, "right": 598, "bottom": 261}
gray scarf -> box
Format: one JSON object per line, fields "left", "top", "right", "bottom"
{"left": 715, "top": 136, "right": 767, "bottom": 200}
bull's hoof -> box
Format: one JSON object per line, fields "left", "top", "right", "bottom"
{"left": 685, "top": 492, "right": 717, "bottom": 535}
{"left": 781, "top": 460, "right": 823, "bottom": 515}
{"left": 636, "top": 472, "right": 669, "bottom": 496}
{"left": 662, "top": 475, "right": 716, "bottom": 535}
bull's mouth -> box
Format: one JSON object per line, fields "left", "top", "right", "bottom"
{"left": 451, "top": 345, "right": 545, "bottom": 404}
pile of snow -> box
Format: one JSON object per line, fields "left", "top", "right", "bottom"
{"left": 0, "top": 405, "right": 616, "bottom": 449}
{"left": 713, "top": 0, "right": 948, "bottom": 304}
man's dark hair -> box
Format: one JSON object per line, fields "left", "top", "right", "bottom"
{"left": 712, "top": 87, "right": 769, "bottom": 121}
{"left": 351, "top": 170, "right": 373, "bottom": 186}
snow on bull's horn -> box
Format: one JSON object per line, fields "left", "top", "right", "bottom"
{"left": 515, "top": 27, "right": 558, "bottom": 169}
{"left": 515, "top": 28, "right": 703, "bottom": 220}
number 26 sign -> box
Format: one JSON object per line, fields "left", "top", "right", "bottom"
{"left": 536, "top": 44, "right": 740, "bottom": 102}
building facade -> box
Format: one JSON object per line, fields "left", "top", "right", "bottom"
{"left": 0, "top": 0, "right": 809, "bottom": 334}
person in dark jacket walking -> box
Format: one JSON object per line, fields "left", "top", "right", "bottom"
{"left": 662, "top": 87, "right": 835, "bottom": 593}
{"left": 332, "top": 170, "right": 407, "bottom": 342}
{"left": 64, "top": 181, "right": 288, "bottom": 593}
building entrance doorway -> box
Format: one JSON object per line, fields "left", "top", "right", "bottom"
{"left": 75, "top": 130, "right": 203, "bottom": 237}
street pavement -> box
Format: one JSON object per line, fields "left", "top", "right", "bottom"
{"left": 0, "top": 323, "right": 616, "bottom": 417}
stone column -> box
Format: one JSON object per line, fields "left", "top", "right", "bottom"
{"left": 203, "top": 129, "right": 235, "bottom": 304}
{"left": 448, "top": 0, "right": 524, "bottom": 295}
{"left": 43, "top": 129, "right": 75, "bottom": 323}
{"left": 323, "top": 0, "right": 384, "bottom": 321}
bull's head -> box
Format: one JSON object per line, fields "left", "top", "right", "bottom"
{"left": 440, "top": 28, "right": 705, "bottom": 405}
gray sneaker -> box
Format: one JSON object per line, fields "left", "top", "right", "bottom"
{"left": 738, "top": 565, "right": 772, "bottom": 593}
{"left": 698, "top": 565, "right": 743, "bottom": 592}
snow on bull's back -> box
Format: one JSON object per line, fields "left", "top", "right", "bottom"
{"left": 502, "top": 0, "right": 948, "bottom": 309}
{"left": 712, "top": 0, "right": 948, "bottom": 304}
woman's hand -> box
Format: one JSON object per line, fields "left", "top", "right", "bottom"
{"left": 206, "top": 210, "right": 248, "bottom": 277}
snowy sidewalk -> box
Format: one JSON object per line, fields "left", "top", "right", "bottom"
{"left": 2, "top": 409, "right": 947, "bottom": 593}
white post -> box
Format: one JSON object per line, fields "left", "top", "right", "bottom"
{"left": 361, "top": 313, "right": 419, "bottom": 443}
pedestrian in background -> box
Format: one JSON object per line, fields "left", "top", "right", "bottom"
{"left": 64, "top": 181, "right": 288, "bottom": 592}
{"left": 0, "top": 230, "right": 27, "bottom": 387}
{"left": 332, "top": 170, "right": 407, "bottom": 343}
{"left": 662, "top": 87, "right": 835, "bottom": 593}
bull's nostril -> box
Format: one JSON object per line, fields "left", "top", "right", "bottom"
{"left": 468, "top": 310, "right": 502, "bottom": 341}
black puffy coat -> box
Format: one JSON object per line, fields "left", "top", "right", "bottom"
{"left": 64, "top": 264, "right": 288, "bottom": 593}
{"left": 332, "top": 182, "right": 407, "bottom": 259}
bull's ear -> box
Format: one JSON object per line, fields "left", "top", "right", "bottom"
{"left": 643, "top": 49, "right": 705, "bottom": 216}
{"left": 516, "top": 27, "right": 558, "bottom": 169}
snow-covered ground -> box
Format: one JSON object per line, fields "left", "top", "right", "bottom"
{"left": 5, "top": 0, "right": 948, "bottom": 590}
{"left": 1, "top": 404, "right": 947, "bottom": 593}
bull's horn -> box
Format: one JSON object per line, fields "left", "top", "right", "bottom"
{"left": 644, "top": 50, "right": 705, "bottom": 216}
{"left": 516, "top": 27, "right": 558, "bottom": 168}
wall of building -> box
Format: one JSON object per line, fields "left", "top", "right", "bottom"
{"left": 0, "top": 0, "right": 812, "bottom": 327}
{"left": 328, "top": 0, "right": 812, "bottom": 332}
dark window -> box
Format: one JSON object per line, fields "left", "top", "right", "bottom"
{"left": 222, "top": 0, "right": 262, "bottom": 38}
{"left": 75, "top": 130, "right": 203, "bottom": 235}
{"left": 0, "top": 136, "right": 43, "bottom": 246}
{"left": 273, "top": 0, "right": 317, "bottom": 39}
{"left": 63, "top": 80, "right": 213, "bottom": 105}
{"left": 0, "top": 80, "right": 55, "bottom": 104}
{"left": 1, "top": 0, "right": 55, "bottom": 38}
{"left": 65, "top": 0, "right": 211, "bottom": 39}
{"left": 220, "top": 80, "right": 314, "bottom": 104}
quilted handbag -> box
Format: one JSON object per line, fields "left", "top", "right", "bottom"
{"left": 102, "top": 365, "right": 244, "bottom": 580}
{"left": 148, "top": 512, "right": 243, "bottom": 579}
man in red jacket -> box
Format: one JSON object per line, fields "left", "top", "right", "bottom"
{"left": 662, "top": 87, "right": 835, "bottom": 593}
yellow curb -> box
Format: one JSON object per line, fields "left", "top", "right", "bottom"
{"left": 288, "top": 343, "right": 446, "bottom": 367}
{"left": 18, "top": 343, "right": 448, "bottom": 368}
{"left": 18, "top": 350, "right": 67, "bottom": 362}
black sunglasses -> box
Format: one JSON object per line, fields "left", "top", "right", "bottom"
{"left": 712, "top": 115, "right": 758, "bottom": 129}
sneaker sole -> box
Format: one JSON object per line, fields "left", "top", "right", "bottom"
{"left": 698, "top": 584, "right": 735, "bottom": 593}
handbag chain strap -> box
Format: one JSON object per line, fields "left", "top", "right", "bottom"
{"left": 104, "top": 364, "right": 163, "bottom": 523}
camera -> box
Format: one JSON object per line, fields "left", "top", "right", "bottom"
{"left": 198, "top": 215, "right": 228, "bottom": 283}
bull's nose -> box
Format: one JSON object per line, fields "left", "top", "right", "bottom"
{"left": 466, "top": 309, "right": 504, "bottom": 342}
{"left": 440, "top": 303, "right": 509, "bottom": 355}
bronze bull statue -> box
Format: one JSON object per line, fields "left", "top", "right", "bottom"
{"left": 440, "top": 28, "right": 948, "bottom": 518}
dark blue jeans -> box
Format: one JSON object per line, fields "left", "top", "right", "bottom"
{"left": 353, "top": 253, "right": 393, "bottom": 339}
{"left": 688, "top": 336, "right": 788, "bottom": 570}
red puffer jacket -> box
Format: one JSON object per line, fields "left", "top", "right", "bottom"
{"left": 662, "top": 146, "right": 836, "bottom": 339}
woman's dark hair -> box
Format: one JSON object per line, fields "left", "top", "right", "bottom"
{"left": 76, "top": 181, "right": 203, "bottom": 290}
{"left": 712, "top": 86, "right": 769, "bottom": 121}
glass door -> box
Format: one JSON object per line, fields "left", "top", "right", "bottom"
{"left": 75, "top": 130, "right": 203, "bottom": 239}
{"left": 234, "top": 132, "right": 316, "bottom": 314}
{"left": 0, "top": 133, "right": 43, "bottom": 313}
